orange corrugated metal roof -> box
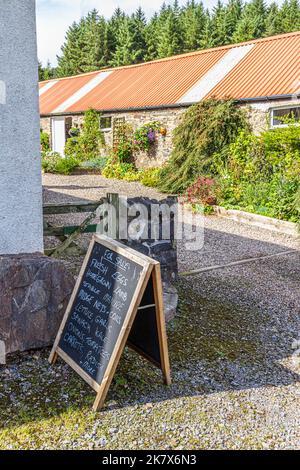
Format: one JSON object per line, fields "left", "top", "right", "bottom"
{"left": 206, "top": 33, "right": 300, "bottom": 99}
{"left": 39, "top": 31, "right": 300, "bottom": 115}
{"left": 40, "top": 72, "right": 99, "bottom": 115}
{"left": 66, "top": 49, "right": 226, "bottom": 113}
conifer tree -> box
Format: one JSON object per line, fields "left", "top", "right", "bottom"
{"left": 80, "top": 10, "right": 108, "bottom": 72}
{"left": 157, "top": 2, "right": 184, "bottom": 58}
{"left": 181, "top": 1, "right": 207, "bottom": 51}
{"left": 107, "top": 8, "right": 127, "bottom": 62}
{"left": 233, "top": 0, "right": 267, "bottom": 42}
{"left": 130, "top": 7, "right": 147, "bottom": 63}
{"left": 224, "top": 0, "right": 243, "bottom": 41}
{"left": 53, "top": 1, "right": 300, "bottom": 79}
{"left": 39, "top": 61, "right": 56, "bottom": 81}
{"left": 110, "top": 17, "right": 136, "bottom": 66}
{"left": 57, "top": 21, "right": 84, "bottom": 77}
{"left": 279, "top": 0, "right": 300, "bottom": 32}
{"left": 264, "top": 2, "right": 282, "bottom": 36}
{"left": 210, "top": 1, "right": 228, "bottom": 46}
{"left": 145, "top": 13, "right": 160, "bottom": 61}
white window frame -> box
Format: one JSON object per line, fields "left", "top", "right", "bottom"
{"left": 100, "top": 115, "right": 112, "bottom": 133}
{"left": 270, "top": 104, "right": 300, "bottom": 128}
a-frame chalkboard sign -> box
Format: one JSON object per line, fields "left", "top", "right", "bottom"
{"left": 49, "top": 235, "right": 171, "bottom": 411}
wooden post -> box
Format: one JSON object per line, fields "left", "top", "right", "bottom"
{"left": 107, "top": 193, "right": 120, "bottom": 240}
{"left": 153, "top": 264, "right": 172, "bottom": 385}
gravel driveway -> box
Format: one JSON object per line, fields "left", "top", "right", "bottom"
{"left": 0, "top": 173, "right": 299, "bottom": 450}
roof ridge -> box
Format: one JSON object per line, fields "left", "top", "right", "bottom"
{"left": 39, "top": 30, "right": 300, "bottom": 85}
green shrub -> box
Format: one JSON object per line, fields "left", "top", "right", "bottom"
{"left": 64, "top": 109, "right": 105, "bottom": 161}
{"left": 79, "top": 156, "right": 108, "bottom": 171}
{"left": 295, "top": 187, "right": 300, "bottom": 229}
{"left": 54, "top": 156, "right": 80, "bottom": 175}
{"left": 139, "top": 168, "right": 161, "bottom": 187}
{"left": 64, "top": 137, "right": 81, "bottom": 159}
{"left": 40, "top": 131, "right": 50, "bottom": 152}
{"left": 227, "top": 124, "right": 300, "bottom": 183}
{"left": 42, "top": 151, "right": 61, "bottom": 173}
{"left": 102, "top": 159, "right": 161, "bottom": 188}
{"left": 220, "top": 175, "right": 299, "bottom": 222}
{"left": 42, "top": 151, "right": 79, "bottom": 175}
{"left": 122, "top": 170, "right": 141, "bottom": 182}
{"left": 218, "top": 121, "right": 300, "bottom": 222}
{"left": 102, "top": 160, "right": 136, "bottom": 179}
{"left": 158, "top": 99, "right": 250, "bottom": 193}
{"left": 112, "top": 123, "right": 135, "bottom": 164}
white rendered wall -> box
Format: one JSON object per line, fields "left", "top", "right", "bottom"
{"left": 0, "top": 0, "right": 43, "bottom": 254}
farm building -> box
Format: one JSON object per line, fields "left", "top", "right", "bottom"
{"left": 40, "top": 31, "right": 300, "bottom": 168}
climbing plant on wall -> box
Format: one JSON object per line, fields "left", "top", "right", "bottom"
{"left": 65, "top": 109, "right": 105, "bottom": 161}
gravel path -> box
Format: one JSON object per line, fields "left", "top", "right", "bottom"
{"left": 0, "top": 174, "right": 299, "bottom": 450}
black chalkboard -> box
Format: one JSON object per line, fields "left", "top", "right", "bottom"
{"left": 49, "top": 235, "right": 171, "bottom": 411}
{"left": 57, "top": 242, "right": 143, "bottom": 384}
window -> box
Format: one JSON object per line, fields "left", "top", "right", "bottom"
{"left": 65, "top": 117, "right": 73, "bottom": 140}
{"left": 100, "top": 116, "right": 112, "bottom": 132}
{"left": 271, "top": 106, "right": 300, "bottom": 127}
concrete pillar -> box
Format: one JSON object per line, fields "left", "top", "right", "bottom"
{"left": 0, "top": 0, "right": 43, "bottom": 254}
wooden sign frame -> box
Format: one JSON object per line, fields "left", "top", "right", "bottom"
{"left": 49, "top": 234, "right": 171, "bottom": 411}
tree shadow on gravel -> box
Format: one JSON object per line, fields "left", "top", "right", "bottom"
{"left": 44, "top": 185, "right": 107, "bottom": 191}
{"left": 43, "top": 188, "right": 106, "bottom": 203}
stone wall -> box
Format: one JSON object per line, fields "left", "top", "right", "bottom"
{"left": 41, "top": 107, "right": 185, "bottom": 168}
{"left": 40, "top": 98, "right": 300, "bottom": 167}
{"left": 101, "top": 108, "right": 185, "bottom": 168}
{"left": 241, "top": 98, "right": 300, "bottom": 134}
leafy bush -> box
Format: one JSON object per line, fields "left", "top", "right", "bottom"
{"left": 219, "top": 122, "right": 300, "bottom": 221}
{"left": 182, "top": 177, "right": 218, "bottom": 206}
{"left": 42, "top": 151, "right": 79, "bottom": 175}
{"left": 102, "top": 159, "right": 136, "bottom": 179}
{"left": 158, "top": 99, "right": 250, "bottom": 193}
{"left": 54, "top": 156, "right": 80, "bottom": 175}
{"left": 122, "top": 170, "right": 141, "bottom": 182}
{"left": 65, "top": 109, "right": 105, "bottom": 161}
{"left": 227, "top": 125, "right": 300, "bottom": 183}
{"left": 79, "top": 156, "right": 108, "bottom": 171}
{"left": 42, "top": 151, "right": 61, "bottom": 173}
{"left": 139, "top": 168, "right": 162, "bottom": 187}
{"left": 112, "top": 123, "right": 135, "bottom": 164}
{"left": 69, "top": 126, "right": 80, "bottom": 137}
{"left": 295, "top": 187, "right": 300, "bottom": 229}
{"left": 64, "top": 136, "right": 80, "bottom": 159}
{"left": 102, "top": 158, "right": 161, "bottom": 187}
{"left": 220, "top": 178, "right": 299, "bottom": 222}
{"left": 40, "top": 131, "right": 50, "bottom": 152}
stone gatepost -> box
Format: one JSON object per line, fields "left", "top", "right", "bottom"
{"left": 0, "top": 1, "right": 74, "bottom": 361}
{"left": 0, "top": 0, "right": 43, "bottom": 254}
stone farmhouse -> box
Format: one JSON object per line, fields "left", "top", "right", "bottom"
{"left": 40, "top": 31, "right": 300, "bottom": 168}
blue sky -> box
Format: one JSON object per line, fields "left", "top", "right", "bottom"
{"left": 36, "top": 0, "right": 281, "bottom": 66}
{"left": 36, "top": 0, "right": 218, "bottom": 65}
